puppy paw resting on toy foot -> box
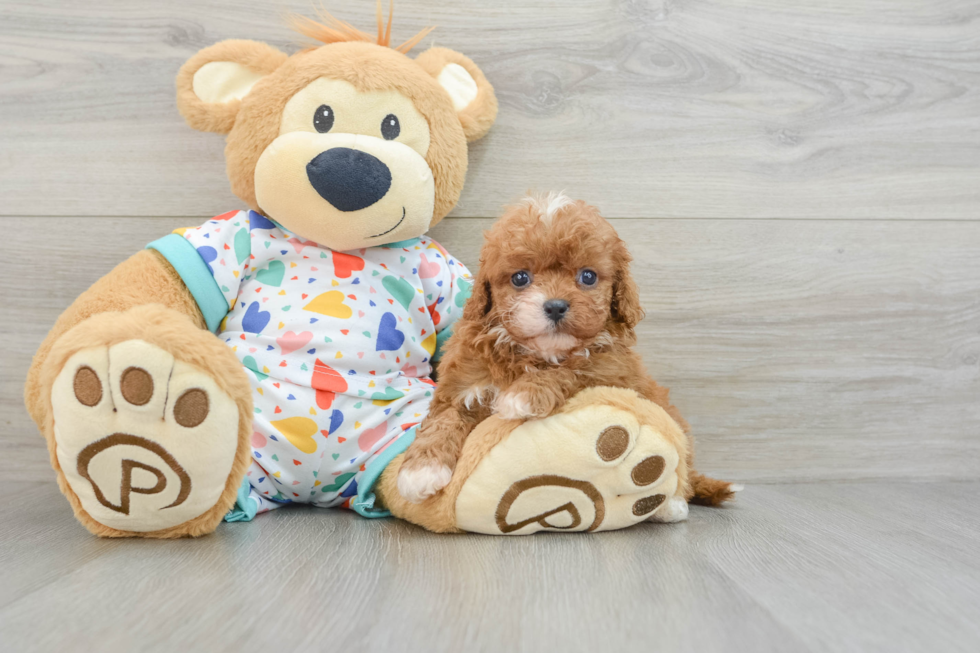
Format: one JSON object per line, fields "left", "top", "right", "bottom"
{"left": 397, "top": 461, "right": 453, "bottom": 504}
{"left": 31, "top": 305, "right": 253, "bottom": 538}
{"left": 377, "top": 387, "right": 693, "bottom": 534}
{"left": 493, "top": 383, "right": 564, "bottom": 421}
{"left": 492, "top": 391, "right": 537, "bottom": 420}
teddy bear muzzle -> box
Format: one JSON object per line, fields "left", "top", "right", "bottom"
{"left": 253, "top": 131, "right": 436, "bottom": 251}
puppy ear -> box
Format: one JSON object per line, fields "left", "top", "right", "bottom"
{"left": 462, "top": 273, "right": 493, "bottom": 322}
{"left": 481, "top": 280, "right": 493, "bottom": 315}
{"left": 176, "top": 40, "right": 288, "bottom": 134}
{"left": 414, "top": 47, "right": 498, "bottom": 142}
{"left": 611, "top": 266, "right": 644, "bottom": 329}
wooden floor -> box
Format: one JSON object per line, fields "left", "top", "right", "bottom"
{"left": 2, "top": 480, "right": 977, "bottom": 652}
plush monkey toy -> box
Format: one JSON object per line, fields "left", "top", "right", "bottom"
{"left": 25, "top": 10, "right": 696, "bottom": 537}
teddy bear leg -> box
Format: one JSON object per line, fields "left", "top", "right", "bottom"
{"left": 375, "top": 386, "right": 693, "bottom": 534}
{"left": 36, "top": 305, "right": 254, "bottom": 538}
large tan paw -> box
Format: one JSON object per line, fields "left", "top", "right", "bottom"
{"left": 50, "top": 340, "right": 241, "bottom": 533}
{"left": 455, "top": 400, "right": 685, "bottom": 534}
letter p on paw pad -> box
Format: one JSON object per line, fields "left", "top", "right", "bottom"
{"left": 50, "top": 340, "right": 242, "bottom": 533}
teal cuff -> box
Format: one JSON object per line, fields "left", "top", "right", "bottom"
{"left": 380, "top": 237, "right": 422, "bottom": 249}
{"left": 352, "top": 426, "right": 417, "bottom": 518}
{"left": 433, "top": 323, "right": 455, "bottom": 362}
{"left": 224, "top": 477, "right": 259, "bottom": 522}
{"left": 147, "top": 233, "right": 229, "bottom": 333}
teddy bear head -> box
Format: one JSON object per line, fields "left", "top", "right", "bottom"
{"left": 175, "top": 9, "right": 497, "bottom": 251}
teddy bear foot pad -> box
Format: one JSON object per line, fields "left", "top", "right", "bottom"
{"left": 51, "top": 339, "right": 241, "bottom": 533}
{"left": 455, "top": 399, "right": 686, "bottom": 534}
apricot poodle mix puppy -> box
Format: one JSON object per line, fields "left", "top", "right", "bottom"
{"left": 398, "top": 193, "right": 734, "bottom": 506}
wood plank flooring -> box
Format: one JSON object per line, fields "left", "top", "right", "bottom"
{"left": 2, "top": 481, "right": 977, "bottom": 653}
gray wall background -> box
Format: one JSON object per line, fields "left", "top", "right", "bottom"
{"left": 1, "top": 0, "right": 978, "bottom": 483}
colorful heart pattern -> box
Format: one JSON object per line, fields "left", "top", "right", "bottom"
{"left": 242, "top": 301, "right": 271, "bottom": 334}
{"left": 312, "top": 358, "right": 347, "bottom": 409}
{"left": 173, "top": 211, "right": 473, "bottom": 511}
{"left": 277, "top": 331, "right": 313, "bottom": 355}
{"left": 304, "top": 291, "right": 353, "bottom": 318}
{"left": 375, "top": 312, "right": 405, "bottom": 351}
{"left": 256, "top": 260, "right": 285, "bottom": 286}
{"left": 332, "top": 251, "right": 365, "bottom": 278}
{"left": 382, "top": 275, "right": 415, "bottom": 310}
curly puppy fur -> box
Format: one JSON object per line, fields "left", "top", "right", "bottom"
{"left": 400, "top": 194, "right": 734, "bottom": 506}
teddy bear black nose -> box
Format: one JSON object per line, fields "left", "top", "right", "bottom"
{"left": 306, "top": 147, "right": 392, "bottom": 212}
{"left": 543, "top": 299, "right": 569, "bottom": 323}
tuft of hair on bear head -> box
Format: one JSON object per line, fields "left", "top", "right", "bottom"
{"left": 288, "top": 1, "right": 435, "bottom": 54}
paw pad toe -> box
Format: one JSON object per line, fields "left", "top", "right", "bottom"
{"left": 174, "top": 389, "right": 210, "bottom": 428}
{"left": 631, "top": 455, "right": 666, "bottom": 487}
{"left": 632, "top": 494, "right": 666, "bottom": 517}
{"left": 120, "top": 367, "right": 154, "bottom": 406}
{"left": 595, "top": 425, "right": 629, "bottom": 461}
{"left": 73, "top": 366, "right": 102, "bottom": 407}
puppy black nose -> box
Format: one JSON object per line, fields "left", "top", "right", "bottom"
{"left": 306, "top": 147, "right": 392, "bottom": 212}
{"left": 543, "top": 299, "right": 569, "bottom": 323}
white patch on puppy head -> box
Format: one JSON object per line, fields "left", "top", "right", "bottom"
{"left": 521, "top": 191, "right": 573, "bottom": 225}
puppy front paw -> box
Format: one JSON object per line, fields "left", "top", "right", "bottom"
{"left": 397, "top": 462, "right": 453, "bottom": 503}
{"left": 493, "top": 391, "right": 538, "bottom": 420}
{"left": 495, "top": 387, "right": 564, "bottom": 420}
{"left": 648, "top": 496, "right": 689, "bottom": 523}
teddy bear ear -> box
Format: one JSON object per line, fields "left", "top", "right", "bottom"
{"left": 414, "top": 47, "right": 498, "bottom": 142}
{"left": 176, "top": 40, "right": 288, "bottom": 134}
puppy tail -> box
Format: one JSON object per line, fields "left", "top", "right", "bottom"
{"left": 688, "top": 471, "right": 740, "bottom": 506}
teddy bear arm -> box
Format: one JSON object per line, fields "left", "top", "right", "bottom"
{"left": 25, "top": 248, "right": 206, "bottom": 426}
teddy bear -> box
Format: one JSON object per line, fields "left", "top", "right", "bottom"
{"left": 24, "top": 9, "right": 706, "bottom": 537}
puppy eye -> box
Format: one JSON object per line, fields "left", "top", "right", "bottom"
{"left": 314, "top": 105, "right": 334, "bottom": 133}
{"left": 511, "top": 270, "right": 532, "bottom": 288}
{"left": 578, "top": 269, "right": 598, "bottom": 286}
{"left": 381, "top": 114, "right": 400, "bottom": 140}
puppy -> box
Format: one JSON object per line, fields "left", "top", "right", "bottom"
{"left": 398, "top": 193, "right": 735, "bottom": 508}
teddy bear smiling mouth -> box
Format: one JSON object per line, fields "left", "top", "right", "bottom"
{"left": 368, "top": 206, "right": 406, "bottom": 238}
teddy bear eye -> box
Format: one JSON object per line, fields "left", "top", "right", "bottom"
{"left": 577, "top": 269, "right": 598, "bottom": 286}
{"left": 511, "top": 270, "right": 532, "bottom": 288}
{"left": 314, "top": 105, "right": 334, "bottom": 133}
{"left": 381, "top": 114, "right": 400, "bottom": 140}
